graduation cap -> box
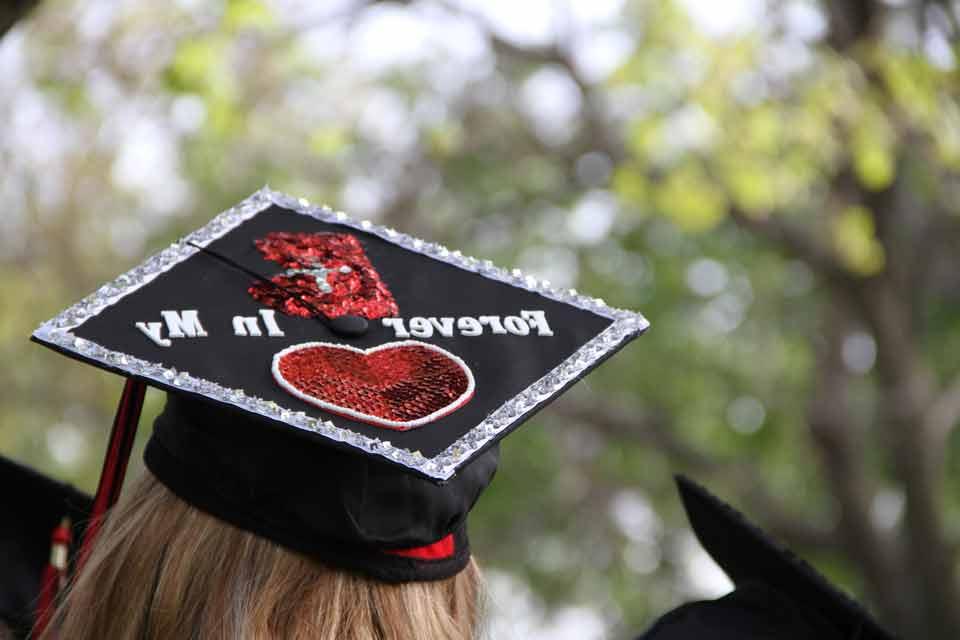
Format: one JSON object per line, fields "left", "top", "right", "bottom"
{"left": 0, "top": 456, "right": 90, "bottom": 639}
{"left": 27, "top": 188, "right": 648, "bottom": 583}
{"left": 33, "top": 188, "right": 647, "bottom": 482}
{"left": 638, "top": 476, "right": 897, "bottom": 640}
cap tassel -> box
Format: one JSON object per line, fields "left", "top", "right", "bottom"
{"left": 34, "top": 378, "right": 145, "bottom": 637}
{"left": 34, "top": 516, "right": 72, "bottom": 636}
{"left": 76, "top": 378, "right": 147, "bottom": 571}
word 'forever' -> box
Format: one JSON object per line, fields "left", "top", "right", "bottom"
{"left": 382, "top": 310, "right": 553, "bottom": 338}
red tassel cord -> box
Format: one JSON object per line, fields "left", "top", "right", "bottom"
{"left": 75, "top": 378, "right": 147, "bottom": 572}
{"left": 34, "top": 379, "right": 147, "bottom": 637}
{"left": 33, "top": 517, "right": 72, "bottom": 637}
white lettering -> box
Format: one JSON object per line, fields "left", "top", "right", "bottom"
{"left": 521, "top": 310, "right": 554, "bottom": 336}
{"left": 381, "top": 318, "right": 410, "bottom": 338}
{"left": 259, "top": 309, "right": 285, "bottom": 337}
{"left": 161, "top": 310, "right": 207, "bottom": 339}
{"left": 478, "top": 315, "right": 507, "bottom": 334}
{"left": 137, "top": 308, "right": 287, "bottom": 344}
{"left": 135, "top": 321, "right": 171, "bottom": 347}
{"left": 457, "top": 317, "right": 482, "bottom": 336}
{"left": 233, "top": 316, "right": 262, "bottom": 337}
{"left": 409, "top": 317, "right": 433, "bottom": 338}
{"left": 503, "top": 316, "right": 530, "bottom": 335}
{"left": 381, "top": 312, "right": 555, "bottom": 338}
{"left": 429, "top": 317, "right": 455, "bottom": 337}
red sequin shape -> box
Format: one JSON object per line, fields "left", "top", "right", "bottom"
{"left": 249, "top": 231, "right": 398, "bottom": 320}
{"left": 273, "top": 341, "right": 474, "bottom": 430}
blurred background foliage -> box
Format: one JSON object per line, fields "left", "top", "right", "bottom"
{"left": 2, "top": 0, "right": 960, "bottom": 638}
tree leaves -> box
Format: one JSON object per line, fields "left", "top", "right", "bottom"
{"left": 831, "top": 205, "right": 885, "bottom": 275}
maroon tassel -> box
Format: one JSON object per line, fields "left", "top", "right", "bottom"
{"left": 34, "top": 517, "right": 72, "bottom": 637}
{"left": 75, "top": 378, "right": 147, "bottom": 571}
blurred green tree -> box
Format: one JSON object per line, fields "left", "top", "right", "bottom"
{"left": 1, "top": 1, "right": 959, "bottom": 638}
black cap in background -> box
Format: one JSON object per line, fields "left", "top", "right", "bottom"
{"left": 637, "top": 476, "right": 897, "bottom": 640}
{"left": 0, "top": 456, "right": 90, "bottom": 639}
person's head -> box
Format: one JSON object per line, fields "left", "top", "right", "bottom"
{"left": 45, "top": 470, "right": 484, "bottom": 640}
{"left": 39, "top": 392, "right": 499, "bottom": 639}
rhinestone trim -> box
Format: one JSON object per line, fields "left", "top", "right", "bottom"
{"left": 32, "top": 187, "right": 650, "bottom": 481}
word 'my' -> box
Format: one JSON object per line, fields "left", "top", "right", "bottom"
{"left": 382, "top": 310, "right": 553, "bottom": 339}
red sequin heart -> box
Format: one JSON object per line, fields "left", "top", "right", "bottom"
{"left": 272, "top": 341, "right": 475, "bottom": 430}
{"left": 249, "top": 231, "right": 399, "bottom": 320}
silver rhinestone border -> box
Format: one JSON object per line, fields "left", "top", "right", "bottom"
{"left": 32, "top": 187, "right": 650, "bottom": 481}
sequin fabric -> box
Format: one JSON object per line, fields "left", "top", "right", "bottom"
{"left": 274, "top": 343, "right": 473, "bottom": 429}
{"left": 249, "top": 231, "right": 399, "bottom": 319}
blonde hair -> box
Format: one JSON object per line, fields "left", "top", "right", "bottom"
{"left": 42, "top": 472, "right": 483, "bottom": 640}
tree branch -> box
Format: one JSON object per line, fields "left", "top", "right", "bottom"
{"left": 551, "top": 394, "right": 836, "bottom": 550}
{"left": 726, "top": 205, "right": 859, "bottom": 292}
{"left": 0, "top": 0, "right": 39, "bottom": 39}
{"left": 805, "top": 301, "right": 910, "bottom": 631}
{"left": 859, "top": 266, "right": 960, "bottom": 638}
{"left": 934, "top": 0, "right": 960, "bottom": 40}
{"left": 927, "top": 372, "right": 960, "bottom": 443}
{"left": 823, "top": 0, "right": 882, "bottom": 51}
{"left": 438, "top": 0, "right": 625, "bottom": 162}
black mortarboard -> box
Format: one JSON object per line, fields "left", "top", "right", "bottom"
{"left": 33, "top": 188, "right": 648, "bottom": 482}
{"left": 29, "top": 188, "right": 648, "bottom": 582}
{"left": 0, "top": 456, "right": 90, "bottom": 639}
{"left": 638, "top": 476, "right": 897, "bottom": 640}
